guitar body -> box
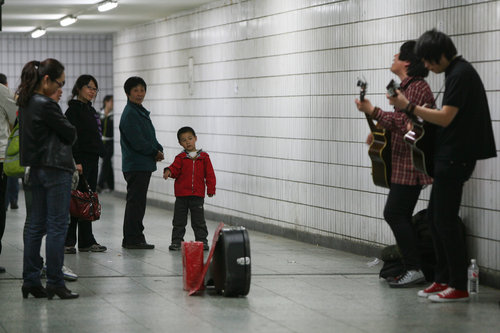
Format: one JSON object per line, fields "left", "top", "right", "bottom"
{"left": 367, "top": 117, "right": 392, "bottom": 188}
{"left": 404, "top": 119, "right": 436, "bottom": 177}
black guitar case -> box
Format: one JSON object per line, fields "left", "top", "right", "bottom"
{"left": 210, "top": 226, "right": 251, "bottom": 297}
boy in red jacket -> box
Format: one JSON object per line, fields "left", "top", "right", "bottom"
{"left": 163, "top": 127, "right": 216, "bottom": 251}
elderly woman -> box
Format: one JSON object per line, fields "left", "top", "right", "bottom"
{"left": 17, "top": 58, "right": 78, "bottom": 299}
{"left": 119, "top": 76, "right": 164, "bottom": 249}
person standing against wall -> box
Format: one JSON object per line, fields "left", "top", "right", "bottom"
{"left": 355, "top": 41, "right": 435, "bottom": 287}
{"left": 388, "top": 29, "right": 496, "bottom": 302}
{"left": 120, "top": 76, "right": 164, "bottom": 249}
{"left": 0, "top": 73, "right": 17, "bottom": 273}
{"left": 64, "top": 75, "right": 107, "bottom": 254}
{"left": 97, "top": 95, "right": 114, "bottom": 193}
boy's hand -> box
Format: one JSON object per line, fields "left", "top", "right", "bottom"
{"left": 163, "top": 169, "right": 171, "bottom": 179}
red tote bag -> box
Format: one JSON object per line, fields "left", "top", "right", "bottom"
{"left": 69, "top": 175, "right": 101, "bottom": 221}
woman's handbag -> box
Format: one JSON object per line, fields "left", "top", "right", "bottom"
{"left": 70, "top": 174, "right": 101, "bottom": 221}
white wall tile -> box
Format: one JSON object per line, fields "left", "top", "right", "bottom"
{"left": 113, "top": 0, "right": 500, "bottom": 272}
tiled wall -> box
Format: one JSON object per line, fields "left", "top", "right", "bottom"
{"left": 0, "top": 33, "right": 113, "bottom": 109}
{"left": 113, "top": 0, "right": 500, "bottom": 274}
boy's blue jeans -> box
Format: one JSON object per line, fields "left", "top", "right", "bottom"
{"left": 23, "top": 167, "right": 72, "bottom": 287}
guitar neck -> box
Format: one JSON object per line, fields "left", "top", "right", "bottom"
{"left": 365, "top": 113, "right": 379, "bottom": 133}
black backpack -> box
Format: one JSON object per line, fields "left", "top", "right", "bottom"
{"left": 379, "top": 209, "right": 466, "bottom": 281}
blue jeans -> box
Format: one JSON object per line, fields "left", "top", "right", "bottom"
{"left": 23, "top": 167, "right": 72, "bottom": 287}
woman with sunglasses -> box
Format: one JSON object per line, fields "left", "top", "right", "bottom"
{"left": 17, "top": 58, "right": 79, "bottom": 299}
{"left": 64, "top": 75, "right": 107, "bottom": 254}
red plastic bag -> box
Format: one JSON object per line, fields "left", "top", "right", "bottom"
{"left": 182, "top": 241, "right": 204, "bottom": 291}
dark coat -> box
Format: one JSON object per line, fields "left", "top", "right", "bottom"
{"left": 19, "top": 93, "right": 76, "bottom": 172}
{"left": 119, "top": 100, "right": 163, "bottom": 173}
{"left": 65, "top": 99, "right": 105, "bottom": 163}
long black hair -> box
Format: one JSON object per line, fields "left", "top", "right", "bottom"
{"left": 16, "top": 58, "right": 65, "bottom": 108}
{"left": 399, "top": 41, "right": 429, "bottom": 78}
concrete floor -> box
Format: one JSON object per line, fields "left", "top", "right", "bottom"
{"left": 0, "top": 191, "right": 499, "bottom": 333}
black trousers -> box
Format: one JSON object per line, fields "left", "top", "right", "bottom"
{"left": 427, "top": 160, "right": 475, "bottom": 291}
{"left": 98, "top": 140, "right": 114, "bottom": 191}
{"left": 0, "top": 164, "right": 7, "bottom": 255}
{"left": 384, "top": 183, "right": 423, "bottom": 271}
{"left": 171, "top": 196, "right": 208, "bottom": 244}
{"left": 122, "top": 171, "right": 151, "bottom": 245}
{"left": 65, "top": 155, "right": 99, "bottom": 248}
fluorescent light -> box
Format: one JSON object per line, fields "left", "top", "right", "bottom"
{"left": 31, "top": 28, "right": 46, "bottom": 38}
{"left": 60, "top": 15, "right": 77, "bottom": 27}
{"left": 98, "top": 0, "right": 118, "bottom": 12}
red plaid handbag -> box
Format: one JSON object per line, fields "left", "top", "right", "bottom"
{"left": 69, "top": 175, "right": 101, "bottom": 221}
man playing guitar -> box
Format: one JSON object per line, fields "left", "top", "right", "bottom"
{"left": 388, "top": 30, "right": 496, "bottom": 302}
{"left": 355, "top": 41, "right": 435, "bottom": 287}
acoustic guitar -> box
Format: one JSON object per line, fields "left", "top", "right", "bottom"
{"left": 403, "top": 111, "right": 436, "bottom": 177}
{"left": 357, "top": 79, "right": 392, "bottom": 188}
{"left": 387, "top": 78, "right": 436, "bottom": 177}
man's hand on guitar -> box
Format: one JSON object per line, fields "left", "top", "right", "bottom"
{"left": 387, "top": 89, "right": 409, "bottom": 110}
{"left": 354, "top": 98, "right": 376, "bottom": 116}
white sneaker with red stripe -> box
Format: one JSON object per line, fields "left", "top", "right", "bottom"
{"left": 417, "top": 282, "right": 448, "bottom": 297}
{"left": 428, "top": 287, "right": 469, "bottom": 302}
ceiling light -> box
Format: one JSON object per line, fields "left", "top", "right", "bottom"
{"left": 31, "top": 28, "right": 46, "bottom": 39}
{"left": 98, "top": 0, "right": 118, "bottom": 12}
{"left": 60, "top": 15, "right": 77, "bottom": 27}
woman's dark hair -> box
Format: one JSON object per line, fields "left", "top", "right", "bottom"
{"left": 399, "top": 40, "right": 429, "bottom": 78}
{"left": 0, "top": 73, "right": 7, "bottom": 85}
{"left": 102, "top": 94, "right": 113, "bottom": 109}
{"left": 415, "top": 29, "right": 457, "bottom": 64}
{"left": 177, "top": 126, "right": 196, "bottom": 141}
{"left": 16, "top": 58, "right": 65, "bottom": 108}
{"left": 70, "top": 74, "right": 98, "bottom": 103}
{"left": 124, "top": 76, "right": 147, "bottom": 96}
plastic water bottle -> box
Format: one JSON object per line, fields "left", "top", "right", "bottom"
{"left": 467, "top": 259, "right": 479, "bottom": 294}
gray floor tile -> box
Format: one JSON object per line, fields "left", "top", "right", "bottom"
{"left": 0, "top": 191, "right": 499, "bottom": 333}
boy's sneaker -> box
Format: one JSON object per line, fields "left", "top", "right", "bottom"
{"left": 169, "top": 243, "right": 181, "bottom": 251}
{"left": 388, "top": 270, "right": 425, "bottom": 288}
{"left": 428, "top": 287, "right": 469, "bottom": 302}
{"left": 417, "top": 282, "right": 448, "bottom": 297}
{"left": 41, "top": 265, "right": 78, "bottom": 281}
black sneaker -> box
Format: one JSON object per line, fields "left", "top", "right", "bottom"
{"left": 168, "top": 243, "right": 181, "bottom": 251}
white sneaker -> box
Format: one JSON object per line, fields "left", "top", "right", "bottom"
{"left": 62, "top": 265, "right": 78, "bottom": 281}
{"left": 388, "top": 270, "right": 425, "bottom": 288}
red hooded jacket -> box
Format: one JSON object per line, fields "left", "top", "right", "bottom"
{"left": 166, "top": 150, "right": 216, "bottom": 198}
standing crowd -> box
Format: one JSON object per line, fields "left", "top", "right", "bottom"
{"left": 0, "top": 60, "right": 217, "bottom": 300}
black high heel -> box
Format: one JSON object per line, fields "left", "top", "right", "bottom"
{"left": 22, "top": 285, "right": 47, "bottom": 299}
{"left": 46, "top": 285, "right": 79, "bottom": 300}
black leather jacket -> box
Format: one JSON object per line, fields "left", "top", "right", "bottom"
{"left": 19, "top": 93, "right": 76, "bottom": 172}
